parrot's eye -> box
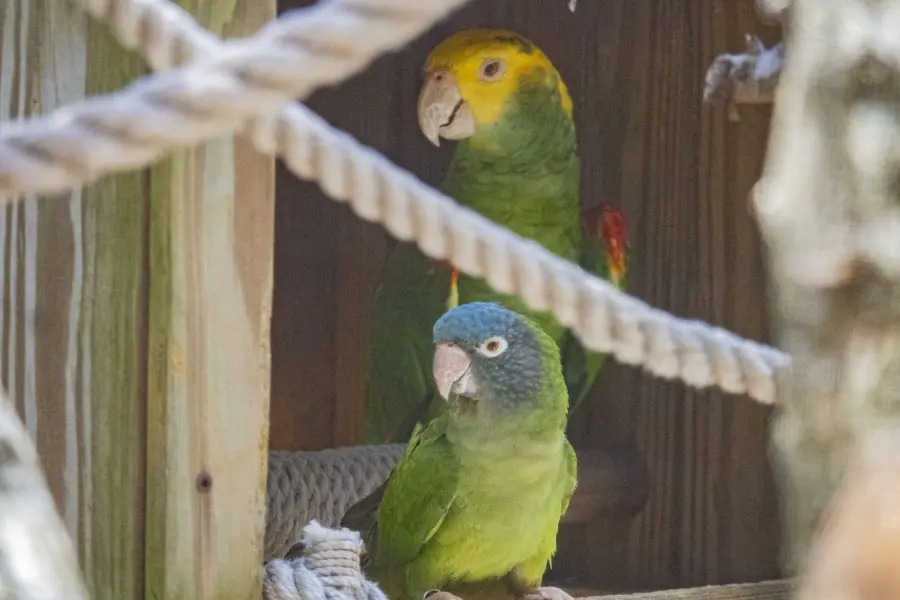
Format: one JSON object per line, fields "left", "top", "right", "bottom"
{"left": 478, "top": 59, "right": 505, "bottom": 81}
{"left": 476, "top": 336, "right": 508, "bottom": 357}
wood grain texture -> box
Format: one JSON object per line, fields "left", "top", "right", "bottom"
{"left": 270, "top": 0, "right": 782, "bottom": 590}
{"left": 561, "top": 0, "right": 782, "bottom": 589}
{"left": 1, "top": 0, "right": 273, "bottom": 598}
{"left": 0, "top": 2, "right": 149, "bottom": 599}
{"left": 143, "top": 1, "right": 275, "bottom": 599}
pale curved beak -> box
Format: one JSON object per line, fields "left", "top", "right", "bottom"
{"left": 417, "top": 70, "right": 474, "bottom": 147}
{"left": 433, "top": 342, "right": 477, "bottom": 400}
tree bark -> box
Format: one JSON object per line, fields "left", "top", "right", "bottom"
{"left": 755, "top": 0, "right": 900, "bottom": 576}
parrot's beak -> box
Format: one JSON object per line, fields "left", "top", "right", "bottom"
{"left": 417, "top": 70, "right": 475, "bottom": 147}
{"left": 433, "top": 342, "right": 477, "bottom": 400}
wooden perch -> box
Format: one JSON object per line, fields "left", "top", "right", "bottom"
{"left": 795, "top": 431, "right": 900, "bottom": 600}
{"left": 754, "top": 0, "right": 900, "bottom": 576}
{"left": 703, "top": 35, "right": 785, "bottom": 122}
{"left": 0, "top": 394, "right": 88, "bottom": 600}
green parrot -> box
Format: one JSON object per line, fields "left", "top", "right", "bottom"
{"left": 363, "top": 29, "right": 630, "bottom": 444}
{"left": 346, "top": 302, "right": 577, "bottom": 600}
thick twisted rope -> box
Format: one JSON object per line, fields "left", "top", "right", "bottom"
{"left": 266, "top": 446, "right": 405, "bottom": 560}
{"left": 4, "top": 0, "right": 791, "bottom": 405}
{"left": 0, "top": 0, "right": 472, "bottom": 196}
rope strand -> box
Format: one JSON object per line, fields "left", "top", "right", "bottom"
{"left": 0, "top": 0, "right": 472, "bottom": 197}
{"left": 262, "top": 521, "right": 387, "bottom": 600}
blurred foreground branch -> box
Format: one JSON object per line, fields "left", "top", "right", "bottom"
{"left": 755, "top": 0, "right": 900, "bottom": 576}
{"left": 0, "top": 393, "right": 88, "bottom": 600}
{"left": 795, "top": 430, "right": 900, "bottom": 600}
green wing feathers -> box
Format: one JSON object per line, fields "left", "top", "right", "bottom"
{"left": 559, "top": 439, "right": 578, "bottom": 518}
{"left": 364, "top": 243, "right": 451, "bottom": 443}
{"left": 508, "top": 439, "right": 578, "bottom": 590}
{"left": 364, "top": 417, "right": 460, "bottom": 597}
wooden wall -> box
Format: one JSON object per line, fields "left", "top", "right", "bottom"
{"left": 271, "top": 0, "right": 783, "bottom": 592}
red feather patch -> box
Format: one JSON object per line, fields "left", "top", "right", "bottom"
{"left": 582, "top": 204, "right": 629, "bottom": 280}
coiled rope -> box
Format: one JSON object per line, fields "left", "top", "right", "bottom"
{"left": 0, "top": 0, "right": 791, "bottom": 405}
{"left": 265, "top": 446, "right": 405, "bottom": 560}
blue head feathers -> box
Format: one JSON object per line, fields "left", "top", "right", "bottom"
{"left": 433, "top": 302, "right": 556, "bottom": 409}
{"left": 433, "top": 302, "right": 523, "bottom": 347}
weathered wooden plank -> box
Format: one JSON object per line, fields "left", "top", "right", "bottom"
{"left": 143, "top": 0, "right": 275, "bottom": 598}
{"left": 0, "top": 2, "right": 149, "bottom": 599}
{"left": 80, "top": 22, "right": 150, "bottom": 600}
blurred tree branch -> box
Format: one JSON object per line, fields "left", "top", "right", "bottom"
{"left": 795, "top": 430, "right": 900, "bottom": 600}
{"left": 754, "top": 0, "right": 900, "bottom": 577}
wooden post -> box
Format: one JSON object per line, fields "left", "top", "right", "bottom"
{"left": 0, "top": 3, "right": 149, "bottom": 599}
{"left": 143, "top": 1, "right": 275, "bottom": 599}
{"left": 1, "top": 0, "right": 275, "bottom": 598}
{"left": 754, "top": 0, "right": 900, "bottom": 576}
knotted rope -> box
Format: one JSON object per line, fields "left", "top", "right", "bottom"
{"left": 262, "top": 521, "right": 387, "bottom": 600}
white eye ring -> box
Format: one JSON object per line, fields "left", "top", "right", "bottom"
{"left": 476, "top": 336, "right": 508, "bottom": 357}
{"left": 478, "top": 59, "right": 506, "bottom": 81}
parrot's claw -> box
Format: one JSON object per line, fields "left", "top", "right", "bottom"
{"left": 519, "top": 587, "right": 573, "bottom": 600}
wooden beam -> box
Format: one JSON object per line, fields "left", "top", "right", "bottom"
{"left": 0, "top": 2, "right": 149, "bottom": 598}
{"left": 81, "top": 22, "right": 151, "bottom": 600}
{"left": 582, "top": 580, "right": 792, "bottom": 600}
{"left": 143, "top": 0, "right": 275, "bottom": 598}
{"left": 754, "top": 0, "right": 900, "bottom": 576}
